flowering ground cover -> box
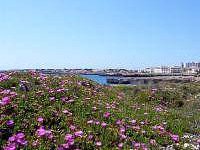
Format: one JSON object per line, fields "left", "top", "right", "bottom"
{"left": 0, "top": 71, "right": 200, "bottom": 149}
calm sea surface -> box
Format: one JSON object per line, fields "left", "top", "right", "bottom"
{"left": 80, "top": 74, "right": 109, "bottom": 85}
{"left": 80, "top": 74, "right": 151, "bottom": 86}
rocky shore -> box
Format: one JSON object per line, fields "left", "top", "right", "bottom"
{"left": 107, "top": 76, "right": 199, "bottom": 85}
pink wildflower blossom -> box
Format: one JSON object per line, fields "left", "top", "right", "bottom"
{"left": 101, "top": 122, "right": 107, "bottom": 128}
{"left": 170, "top": 134, "right": 179, "bottom": 143}
{"left": 103, "top": 112, "right": 111, "bottom": 118}
{"left": 74, "top": 131, "right": 83, "bottom": 137}
{"left": 0, "top": 97, "right": 11, "bottom": 106}
{"left": 96, "top": 141, "right": 102, "bottom": 147}
{"left": 37, "top": 117, "right": 44, "bottom": 123}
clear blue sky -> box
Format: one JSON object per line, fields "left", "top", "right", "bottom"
{"left": 0, "top": 0, "right": 200, "bottom": 69}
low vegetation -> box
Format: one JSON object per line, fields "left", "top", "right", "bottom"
{"left": 0, "top": 72, "right": 200, "bottom": 149}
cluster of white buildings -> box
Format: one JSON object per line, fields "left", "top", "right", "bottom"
{"left": 143, "top": 66, "right": 182, "bottom": 74}
{"left": 183, "top": 62, "right": 200, "bottom": 75}
{"left": 142, "top": 62, "right": 200, "bottom": 75}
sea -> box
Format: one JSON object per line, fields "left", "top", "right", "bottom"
{"left": 80, "top": 74, "right": 110, "bottom": 85}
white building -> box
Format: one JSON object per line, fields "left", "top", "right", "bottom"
{"left": 151, "top": 66, "right": 170, "bottom": 74}
{"left": 183, "top": 62, "right": 200, "bottom": 75}
{"left": 185, "top": 67, "right": 199, "bottom": 75}
{"left": 161, "top": 66, "right": 171, "bottom": 74}
{"left": 185, "top": 62, "right": 200, "bottom": 68}
{"left": 170, "top": 66, "right": 182, "bottom": 74}
{"left": 144, "top": 68, "right": 152, "bottom": 73}
{"left": 152, "top": 67, "right": 163, "bottom": 74}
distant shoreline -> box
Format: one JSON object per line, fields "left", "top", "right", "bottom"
{"left": 1, "top": 69, "right": 199, "bottom": 78}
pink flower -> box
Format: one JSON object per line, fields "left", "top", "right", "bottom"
{"left": 65, "top": 134, "right": 73, "bottom": 141}
{"left": 45, "top": 130, "right": 53, "bottom": 139}
{"left": 74, "top": 131, "right": 83, "bottom": 137}
{"left": 101, "top": 122, "right": 107, "bottom": 128}
{"left": 87, "top": 120, "right": 94, "bottom": 124}
{"left": 6, "top": 132, "right": 27, "bottom": 149}
{"left": 155, "top": 106, "right": 163, "bottom": 112}
{"left": 16, "top": 133, "right": 25, "bottom": 139}
{"left": 63, "top": 109, "right": 72, "bottom": 116}
{"left": 119, "top": 126, "right": 125, "bottom": 133}
{"left": 141, "top": 130, "right": 146, "bottom": 134}
{"left": 118, "top": 143, "right": 123, "bottom": 148}
{"left": 92, "top": 106, "right": 97, "bottom": 111}
{"left": 0, "top": 73, "right": 10, "bottom": 82}
{"left": 0, "top": 97, "right": 11, "bottom": 106}
{"left": 96, "top": 141, "right": 102, "bottom": 147}
{"left": 37, "top": 117, "right": 44, "bottom": 123}
{"left": 65, "top": 134, "right": 74, "bottom": 146}
{"left": 8, "top": 136, "right": 16, "bottom": 142}
{"left": 69, "top": 125, "right": 76, "bottom": 131}
{"left": 149, "top": 139, "right": 156, "bottom": 145}
{"left": 6, "top": 120, "right": 14, "bottom": 127}
{"left": 67, "top": 99, "right": 75, "bottom": 103}
{"left": 120, "top": 134, "right": 127, "bottom": 140}
{"left": 95, "top": 121, "right": 100, "bottom": 125}
{"left": 103, "top": 112, "right": 111, "bottom": 118}
{"left": 36, "top": 126, "right": 46, "bottom": 137}
{"left": 116, "top": 119, "right": 122, "bottom": 125}
{"left": 140, "top": 121, "right": 145, "bottom": 125}
{"left": 4, "top": 143, "right": 16, "bottom": 150}
{"left": 130, "top": 119, "right": 137, "bottom": 124}
{"left": 49, "top": 97, "right": 55, "bottom": 101}
{"left": 133, "top": 125, "right": 141, "bottom": 131}
{"left": 134, "top": 143, "right": 140, "bottom": 149}
{"left": 61, "top": 97, "right": 66, "bottom": 102}
{"left": 16, "top": 138, "right": 28, "bottom": 146}
{"left": 197, "top": 139, "right": 200, "bottom": 144}
{"left": 87, "top": 135, "right": 94, "bottom": 141}
{"left": 62, "top": 144, "right": 69, "bottom": 149}
{"left": 63, "top": 110, "right": 69, "bottom": 114}
{"left": 32, "top": 140, "right": 39, "bottom": 147}
{"left": 141, "top": 143, "right": 148, "bottom": 150}
{"left": 170, "top": 134, "right": 179, "bottom": 143}
{"left": 153, "top": 125, "right": 165, "bottom": 132}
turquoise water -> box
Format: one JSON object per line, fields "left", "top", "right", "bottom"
{"left": 80, "top": 74, "right": 108, "bottom": 85}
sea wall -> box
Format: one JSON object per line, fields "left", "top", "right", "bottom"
{"left": 107, "top": 76, "right": 195, "bottom": 85}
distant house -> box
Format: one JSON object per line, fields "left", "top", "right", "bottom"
{"left": 185, "top": 67, "right": 199, "bottom": 75}
{"left": 144, "top": 68, "right": 152, "bottom": 73}
{"left": 150, "top": 66, "right": 182, "bottom": 75}
{"left": 152, "top": 67, "right": 163, "bottom": 74}
{"left": 150, "top": 66, "right": 170, "bottom": 74}
{"left": 170, "top": 66, "right": 182, "bottom": 74}
{"left": 185, "top": 62, "right": 200, "bottom": 68}
{"left": 183, "top": 62, "right": 200, "bottom": 75}
{"left": 161, "top": 66, "right": 171, "bottom": 74}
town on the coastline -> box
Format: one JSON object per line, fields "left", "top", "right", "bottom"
{"left": 141, "top": 62, "right": 200, "bottom": 75}
{"left": 37, "top": 62, "right": 200, "bottom": 76}
{"left": 86, "top": 62, "right": 200, "bottom": 76}
{"left": 1, "top": 61, "right": 200, "bottom": 77}
{"left": 1, "top": 61, "right": 200, "bottom": 85}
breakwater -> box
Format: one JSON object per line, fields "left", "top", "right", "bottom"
{"left": 107, "top": 76, "right": 197, "bottom": 85}
{"left": 80, "top": 74, "right": 199, "bottom": 85}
